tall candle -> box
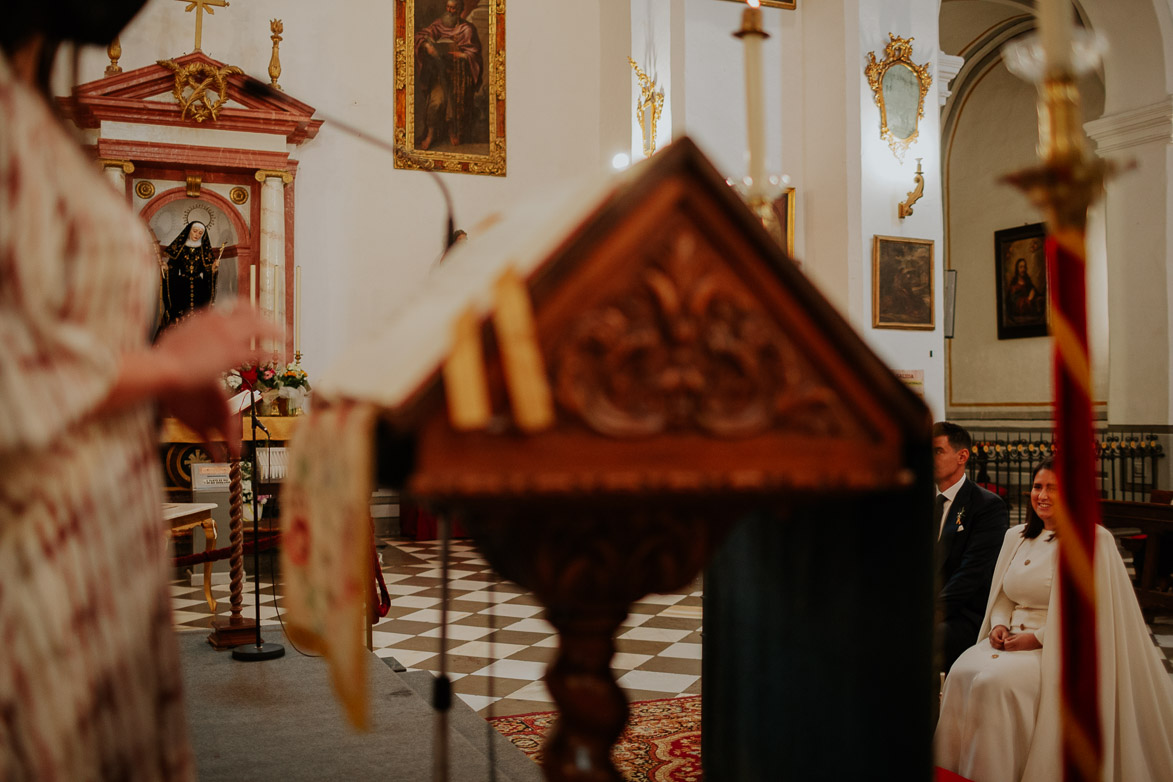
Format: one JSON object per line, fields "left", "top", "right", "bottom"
{"left": 1036, "top": 0, "right": 1073, "bottom": 73}
{"left": 249, "top": 265, "right": 257, "bottom": 350}
{"left": 739, "top": 5, "right": 768, "bottom": 199}
{"left": 294, "top": 265, "right": 301, "bottom": 356}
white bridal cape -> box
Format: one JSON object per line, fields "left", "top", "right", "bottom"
{"left": 936, "top": 525, "right": 1173, "bottom": 781}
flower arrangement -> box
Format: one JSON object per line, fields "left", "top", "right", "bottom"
{"left": 280, "top": 364, "right": 311, "bottom": 391}
{"left": 223, "top": 362, "right": 311, "bottom": 415}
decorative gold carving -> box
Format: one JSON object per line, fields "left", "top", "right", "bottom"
{"left": 185, "top": 174, "right": 202, "bottom": 197}
{"left": 158, "top": 59, "right": 244, "bottom": 122}
{"left": 175, "top": 0, "right": 230, "bottom": 52}
{"left": 554, "top": 225, "right": 849, "bottom": 439}
{"left": 105, "top": 37, "right": 123, "bottom": 76}
{"left": 182, "top": 204, "right": 216, "bottom": 228}
{"left": 865, "top": 34, "right": 932, "bottom": 161}
{"left": 135, "top": 180, "right": 156, "bottom": 199}
{"left": 268, "top": 19, "right": 284, "bottom": 90}
{"left": 394, "top": 38, "right": 407, "bottom": 91}
{"left": 254, "top": 169, "right": 294, "bottom": 184}
{"left": 628, "top": 57, "right": 665, "bottom": 158}
{"left": 898, "top": 158, "right": 925, "bottom": 219}
{"left": 229, "top": 186, "right": 250, "bottom": 204}
{"left": 98, "top": 158, "right": 135, "bottom": 174}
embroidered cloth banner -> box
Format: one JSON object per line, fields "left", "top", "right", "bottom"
{"left": 280, "top": 402, "right": 377, "bottom": 729}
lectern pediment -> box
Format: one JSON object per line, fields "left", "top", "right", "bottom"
{"left": 322, "top": 138, "right": 928, "bottom": 497}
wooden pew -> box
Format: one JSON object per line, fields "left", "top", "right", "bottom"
{"left": 1100, "top": 499, "right": 1173, "bottom": 612}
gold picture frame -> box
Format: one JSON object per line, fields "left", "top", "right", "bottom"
{"left": 864, "top": 34, "right": 932, "bottom": 161}
{"left": 718, "top": 0, "right": 796, "bottom": 9}
{"left": 872, "top": 235, "right": 934, "bottom": 330}
{"left": 395, "top": 0, "right": 505, "bottom": 177}
{"left": 772, "top": 187, "right": 796, "bottom": 258}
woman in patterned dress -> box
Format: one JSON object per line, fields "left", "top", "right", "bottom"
{"left": 0, "top": 4, "right": 276, "bottom": 780}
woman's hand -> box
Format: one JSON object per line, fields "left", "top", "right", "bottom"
{"left": 98, "top": 307, "right": 279, "bottom": 453}
{"left": 152, "top": 307, "right": 277, "bottom": 385}
{"left": 1003, "top": 632, "right": 1042, "bottom": 652}
{"left": 989, "top": 625, "right": 1010, "bottom": 650}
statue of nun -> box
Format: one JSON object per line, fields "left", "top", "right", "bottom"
{"left": 161, "top": 221, "right": 220, "bottom": 327}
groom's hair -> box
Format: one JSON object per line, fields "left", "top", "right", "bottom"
{"left": 932, "top": 421, "right": 972, "bottom": 454}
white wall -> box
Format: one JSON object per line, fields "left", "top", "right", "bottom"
{"left": 77, "top": 0, "right": 609, "bottom": 381}
{"left": 636, "top": 0, "right": 946, "bottom": 416}
{"left": 945, "top": 59, "right": 1108, "bottom": 418}
{"left": 855, "top": 0, "right": 947, "bottom": 419}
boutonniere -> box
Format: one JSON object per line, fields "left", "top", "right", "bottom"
{"left": 955, "top": 508, "right": 966, "bottom": 532}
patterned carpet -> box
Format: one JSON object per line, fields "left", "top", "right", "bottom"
{"left": 490, "top": 696, "right": 702, "bottom": 782}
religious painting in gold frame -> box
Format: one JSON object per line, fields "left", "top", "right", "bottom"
{"left": 717, "top": 0, "right": 796, "bottom": 9}
{"left": 864, "top": 34, "right": 932, "bottom": 161}
{"left": 872, "top": 235, "right": 934, "bottom": 330}
{"left": 394, "top": 0, "right": 505, "bottom": 177}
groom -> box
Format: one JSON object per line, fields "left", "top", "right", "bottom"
{"left": 933, "top": 421, "right": 1008, "bottom": 673}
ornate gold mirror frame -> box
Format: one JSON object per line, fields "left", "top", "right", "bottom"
{"left": 865, "top": 34, "right": 932, "bottom": 160}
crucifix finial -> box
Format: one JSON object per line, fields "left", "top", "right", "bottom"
{"left": 175, "top": 0, "right": 230, "bottom": 52}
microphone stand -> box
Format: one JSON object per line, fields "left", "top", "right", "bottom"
{"left": 233, "top": 384, "right": 285, "bottom": 662}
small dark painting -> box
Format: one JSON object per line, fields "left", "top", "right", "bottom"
{"left": 994, "top": 223, "right": 1048, "bottom": 340}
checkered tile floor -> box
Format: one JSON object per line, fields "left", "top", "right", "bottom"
{"left": 170, "top": 537, "right": 1173, "bottom": 718}
{"left": 170, "top": 537, "right": 703, "bottom": 717}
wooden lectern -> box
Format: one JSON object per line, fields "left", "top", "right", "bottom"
{"left": 325, "top": 138, "right": 934, "bottom": 780}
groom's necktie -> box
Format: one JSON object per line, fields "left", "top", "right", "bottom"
{"left": 934, "top": 494, "right": 947, "bottom": 540}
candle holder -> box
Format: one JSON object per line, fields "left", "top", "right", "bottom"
{"left": 1001, "top": 23, "right": 1119, "bottom": 782}
{"left": 728, "top": 174, "right": 788, "bottom": 248}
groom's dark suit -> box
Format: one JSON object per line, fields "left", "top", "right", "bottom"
{"left": 937, "top": 476, "right": 1009, "bottom": 672}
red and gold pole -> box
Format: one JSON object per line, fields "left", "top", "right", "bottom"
{"left": 1004, "top": 58, "right": 1110, "bottom": 782}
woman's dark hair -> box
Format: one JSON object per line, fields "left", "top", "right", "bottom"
{"left": 1, "top": 1, "right": 148, "bottom": 53}
{"left": 1, "top": 1, "right": 148, "bottom": 95}
{"left": 1023, "top": 457, "right": 1055, "bottom": 540}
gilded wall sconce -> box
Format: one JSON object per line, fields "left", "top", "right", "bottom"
{"left": 628, "top": 57, "right": 665, "bottom": 158}
{"left": 898, "top": 158, "right": 925, "bottom": 219}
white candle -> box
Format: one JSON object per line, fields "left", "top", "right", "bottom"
{"left": 294, "top": 266, "right": 301, "bottom": 356}
{"left": 741, "top": 7, "right": 767, "bottom": 199}
{"left": 1036, "top": 0, "right": 1073, "bottom": 74}
{"left": 249, "top": 265, "right": 257, "bottom": 349}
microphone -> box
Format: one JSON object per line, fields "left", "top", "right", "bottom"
{"left": 237, "top": 74, "right": 457, "bottom": 254}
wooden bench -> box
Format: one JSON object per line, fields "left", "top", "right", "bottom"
{"left": 164, "top": 502, "right": 219, "bottom": 612}
{"left": 1100, "top": 499, "right": 1173, "bottom": 613}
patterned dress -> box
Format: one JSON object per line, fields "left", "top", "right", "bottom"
{"left": 0, "top": 55, "right": 192, "bottom": 781}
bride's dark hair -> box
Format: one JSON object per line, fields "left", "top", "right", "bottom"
{"left": 1023, "top": 457, "right": 1056, "bottom": 540}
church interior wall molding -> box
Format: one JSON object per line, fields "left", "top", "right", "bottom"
{"left": 1084, "top": 96, "right": 1173, "bottom": 154}
{"left": 936, "top": 52, "right": 965, "bottom": 106}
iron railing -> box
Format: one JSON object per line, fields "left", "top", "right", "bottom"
{"left": 962, "top": 427, "right": 1167, "bottom": 523}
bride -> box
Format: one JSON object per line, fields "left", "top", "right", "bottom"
{"left": 935, "top": 457, "right": 1173, "bottom": 781}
